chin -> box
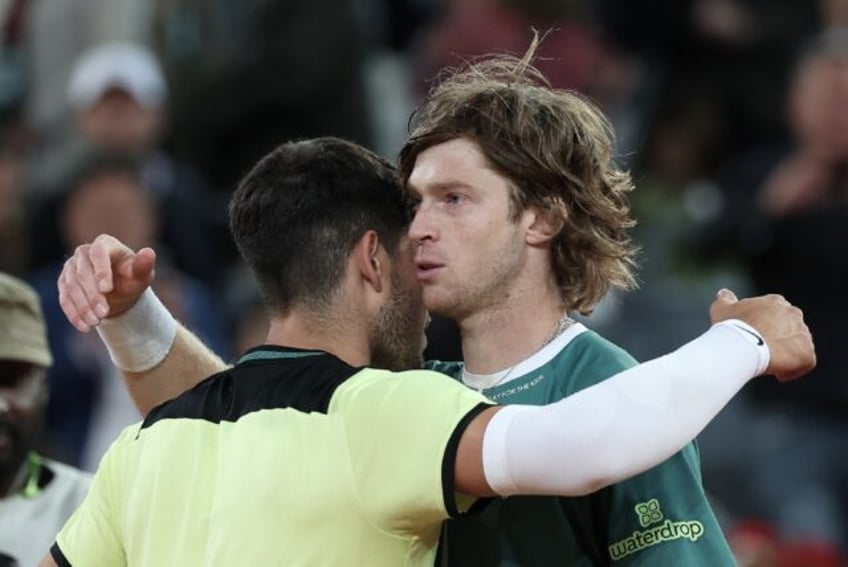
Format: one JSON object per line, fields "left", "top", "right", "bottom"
{"left": 423, "top": 294, "right": 458, "bottom": 319}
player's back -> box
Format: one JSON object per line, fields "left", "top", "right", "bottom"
{"left": 55, "top": 345, "right": 490, "bottom": 566}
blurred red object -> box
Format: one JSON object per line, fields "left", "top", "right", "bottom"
{"left": 727, "top": 519, "right": 845, "bottom": 567}
{"left": 728, "top": 520, "right": 780, "bottom": 567}
{"left": 779, "top": 539, "right": 843, "bottom": 567}
{"left": 415, "top": 2, "right": 632, "bottom": 105}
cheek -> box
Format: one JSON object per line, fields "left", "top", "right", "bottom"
{"left": 15, "top": 380, "right": 44, "bottom": 411}
{"left": 2, "top": 383, "right": 44, "bottom": 416}
{"left": 459, "top": 226, "right": 503, "bottom": 267}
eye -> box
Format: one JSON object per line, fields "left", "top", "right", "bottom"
{"left": 0, "top": 362, "right": 37, "bottom": 389}
{"left": 445, "top": 193, "right": 466, "bottom": 205}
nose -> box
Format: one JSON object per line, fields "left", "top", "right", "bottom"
{"left": 408, "top": 203, "right": 435, "bottom": 243}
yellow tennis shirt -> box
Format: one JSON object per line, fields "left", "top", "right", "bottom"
{"left": 52, "top": 346, "right": 491, "bottom": 566}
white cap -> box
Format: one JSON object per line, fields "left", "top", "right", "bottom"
{"left": 67, "top": 42, "right": 167, "bottom": 110}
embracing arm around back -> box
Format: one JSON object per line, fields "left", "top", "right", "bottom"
{"left": 102, "top": 308, "right": 228, "bottom": 415}
{"left": 58, "top": 235, "right": 228, "bottom": 415}
{"left": 454, "top": 292, "right": 815, "bottom": 498}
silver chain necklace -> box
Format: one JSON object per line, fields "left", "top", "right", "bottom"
{"left": 466, "top": 313, "right": 575, "bottom": 391}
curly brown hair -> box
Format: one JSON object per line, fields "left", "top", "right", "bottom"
{"left": 398, "top": 36, "right": 638, "bottom": 315}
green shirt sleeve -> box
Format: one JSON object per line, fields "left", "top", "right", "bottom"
{"left": 604, "top": 445, "right": 735, "bottom": 565}
{"left": 565, "top": 333, "right": 735, "bottom": 565}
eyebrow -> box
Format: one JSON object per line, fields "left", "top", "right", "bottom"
{"left": 408, "top": 180, "right": 476, "bottom": 194}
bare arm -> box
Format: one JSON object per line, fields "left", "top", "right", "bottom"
{"left": 453, "top": 291, "right": 815, "bottom": 497}
{"left": 39, "top": 554, "right": 58, "bottom": 567}
{"left": 120, "top": 322, "right": 227, "bottom": 414}
{"left": 59, "top": 234, "right": 227, "bottom": 415}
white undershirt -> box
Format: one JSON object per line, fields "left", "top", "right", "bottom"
{"left": 461, "top": 323, "right": 587, "bottom": 391}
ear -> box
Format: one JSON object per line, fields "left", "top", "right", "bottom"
{"left": 353, "top": 230, "right": 385, "bottom": 294}
{"left": 523, "top": 206, "right": 563, "bottom": 246}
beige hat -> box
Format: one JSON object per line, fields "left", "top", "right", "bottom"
{"left": 0, "top": 273, "right": 52, "bottom": 367}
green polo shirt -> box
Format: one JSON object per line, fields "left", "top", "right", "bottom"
{"left": 430, "top": 323, "right": 736, "bottom": 566}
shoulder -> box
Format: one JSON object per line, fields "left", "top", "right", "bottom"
{"left": 331, "top": 367, "right": 490, "bottom": 418}
{"left": 144, "top": 369, "right": 233, "bottom": 425}
{"left": 336, "top": 367, "right": 472, "bottom": 399}
{"left": 553, "top": 328, "right": 638, "bottom": 391}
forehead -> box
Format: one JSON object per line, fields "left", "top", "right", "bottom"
{"left": 798, "top": 54, "right": 848, "bottom": 85}
{"left": 408, "top": 137, "right": 502, "bottom": 191}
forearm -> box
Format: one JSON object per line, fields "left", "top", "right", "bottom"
{"left": 97, "top": 289, "right": 229, "bottom": 415}
{"left": 483, "top": 321, "right": 768, "bottom": 497}
{"left": 123, "top": 325, "right": 228, "bottom": 414}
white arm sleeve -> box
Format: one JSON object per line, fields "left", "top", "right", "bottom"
{"left": 482, "top": 320, "right": 769, "bottom": 497}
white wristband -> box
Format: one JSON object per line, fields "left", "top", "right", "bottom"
{"left": 715, "top": 319, "right": 770, "bottom": 376}
{"left": 96, "top": 288, "right": 177, "bottom": 372}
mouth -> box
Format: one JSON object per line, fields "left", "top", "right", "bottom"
{"left": 416, "top": 261, "right": 443, "bottom": 281}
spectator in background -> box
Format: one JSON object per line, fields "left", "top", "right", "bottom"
{"left": 150, "top": 0, "right": 374, "bottom": 197}
{"left": 0, "top": 0, "right": 35, "bottom": 280}
{"left": 29, "top": 42, "right": 223, "bottom": 285}
{"left": 0, "top": 272, "right": 91, "bottom": 567}
{"left": 24, "top": 0, "right": 151, "bottom": 140}
{"left": 28, "top": 155, "right": 229, "bottom": 470}
{"left": 591, "top": 86, "right": 750, "bottom": 362}
{"left": 0, "top": 135, "right": 29, "bottom": 277}
{"left": 413, "top": 0, "right": 635, "bottom": 106}
{"left": 700, "top": 28, "right": 848, "bottom": 557}
{"left": 597, "top": 0, "right": 819, "bottom": 166}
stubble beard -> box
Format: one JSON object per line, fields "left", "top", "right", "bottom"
{"left": 427, "top": 239, "right": 526, "bottom": 322}
{"left": 369, "top": 273, "right": 426, "bottom": 372}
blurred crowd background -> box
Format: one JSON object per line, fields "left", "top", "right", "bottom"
{"left": 0, "top": 0, "right": 846, "bottom": 564}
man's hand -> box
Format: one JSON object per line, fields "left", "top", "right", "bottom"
{"left": 709, "top": 289, "right": 815, "bottom": 382}
{"left": 58, "top": 233, "right": 156, "bottom": 332}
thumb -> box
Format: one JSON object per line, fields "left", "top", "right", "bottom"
{"left": 131, "top": 247, "right": 157, "bottom": 284}
{"left": 715, "top": 288, "right": 738, "bottom": 305}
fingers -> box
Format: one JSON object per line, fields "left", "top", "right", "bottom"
{"left": 774, "top": 332, "right": 817, "bottom": 383}
{"left": 716, "top": 288, "right": 738, "bottom": 303}
{"left": 59, "top": 249, "right": 106, "bottom": 332}
{"left": 709, "top": 288, "right": 739, "bottom": 323}
{"left": 90, "top": 237, "right": 117, "bottom": 293}
{"left": 58, "top": 234, "right": 154, "bottom": 332}
{"left": 762, "top": 302, "right": 816, "bottom": 382}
